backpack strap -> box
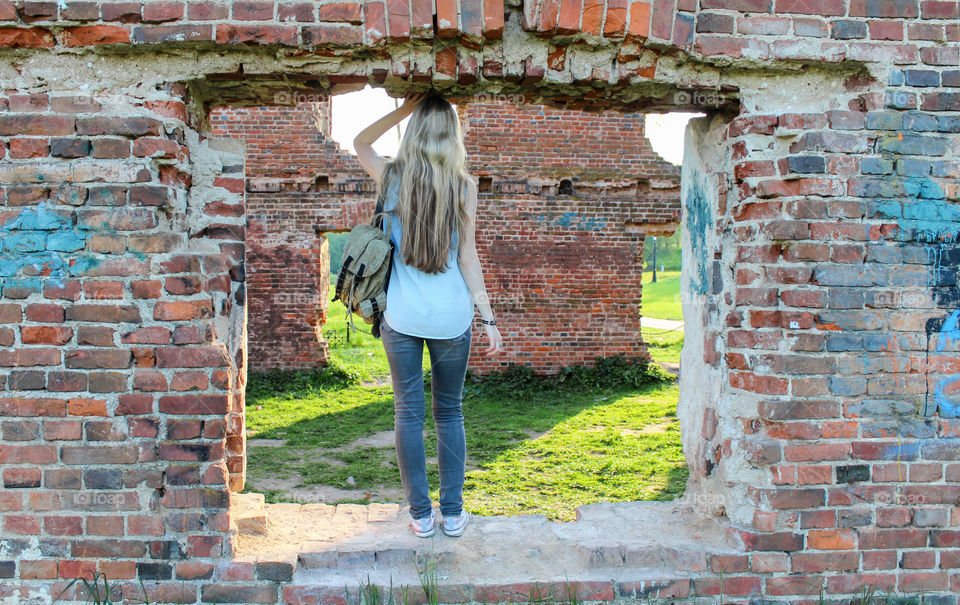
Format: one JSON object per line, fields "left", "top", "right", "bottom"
{"left": 373, "top": 170, "right": 394, "bottom": 240}
{"left": 332, "top": 254, "right": 352, "bottom": 302}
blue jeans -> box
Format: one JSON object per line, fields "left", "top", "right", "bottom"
{"left": 379, "top": 319, "right": 472, "bottom": 520}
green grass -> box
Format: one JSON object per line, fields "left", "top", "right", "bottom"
{"left": 320, "top": 295, "right": 431, "bottom": 380}
{"left": 463, "top": 382, "right": 686, "bottom": 519}
{"left": 640, "top": 270, "right": 683, "bottom": 364}
{"left": 643, "top": 328, "right": 684, "bottom": 365}
{"left": 245, "top": 302, "right": 686, "bottom": 520}
{"left": 640, "top": 270, "right": 682, "bottom": 321}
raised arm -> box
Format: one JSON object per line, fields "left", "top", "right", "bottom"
{"left": 458, "top": 178, "right": 503, "bottom": 355}
{"left": 353, "top": 92, "right": 427, "bottom": 183}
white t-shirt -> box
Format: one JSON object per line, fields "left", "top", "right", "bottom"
{"left": 380, "top": 176, "right": 473, "bottom": 339}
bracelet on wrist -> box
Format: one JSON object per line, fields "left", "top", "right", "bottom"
{"left": 480, "top": 318, "right": 497, "bottom": 326}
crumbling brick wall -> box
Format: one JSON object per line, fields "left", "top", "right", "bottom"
{"left": 211, "top": 100, "right": 680, "bottom": 373}
{"left": 209, "top": 102, "right": 356, "bottom": 370}
{"left": 1, "top": 0, "right": 960, "bottom": 601}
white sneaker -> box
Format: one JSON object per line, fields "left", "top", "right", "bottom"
{"left": 442, "top": 510, "right": 469, "bottom": 537}
{"left": 411, "top": 509, "right": 435, "bottom": 538}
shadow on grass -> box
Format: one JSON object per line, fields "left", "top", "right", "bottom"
{"left": 245, "top": 361, "right": 687, "bottom": 520}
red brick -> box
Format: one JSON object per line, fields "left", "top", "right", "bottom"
{"left": 188, "top": 2, "right": 228, "bottom": 19}
{"left": 4, "top": 467, "right": 42, "bottom": 488}
{"left": 9, "top": 137, "right": 49, "bottom": 158}
{"left": 133, "top": 370, "right": 168, "bottom": 392}
{"left": 537, "top": 0, "right": 564, "bottom": 34}
{"left": 64, "top": 304, "right": 140, "bottom": 323}
{"left": 170, "top": 371, "right": 209, "bottom": 391}
{"left": 64, "top": 348, "right": 132, "bottom": 369}
{"left": 121, "top": 326, "right": 172, "bottom": 345}
{"left": 216, "top": 25, "right": 297, "bottom": 45}
{"left": 363, "top": 0, "right": 387, "bottom": 43}
{"left": 385, "top": 0, "right": 410, "bottom": 41}
{"left": 434, "top": 45, "right": 457, "bottom": 78}
{"left": 625, "top": 0, "right": 652, "bottom": 39}
{"left": 21, "top": 326, "right": 73, "bottom": 345}
{"left": 132, "top": 280, "right": 163, "bottom": 299}
{"left": 4, "top": 514, "right": 42, "bottom": 534}
{"left": 730, "top": 372, "right": 788, "bottom": 395}
{"left": 482, "top": 0, "right": 505, "bottom": 38}
{"left": 0, "top": 1, "right": 18, "bottom": 21}
{"left": 306, "top": 22, "right": 366, "bottom": 45}
{"left": 555, "top": 0, "right": 582, "bottom": 35}
{"left": 0, "top": 444, "right": 56, "bottom": 464}
{"left": 153, "top": 299, "right": 214, "bottom": 321}
{"left": 0, "top": 27, "right": 55, "bottom": 47}
{"left": 83, "top": 281, "right": 124, "bottom": 300}
{"left": 116, "top": 394, "right": 152, "bottom": 415}
{"left": 61, "top": 25, "right": 131, "bottom": 46}
{"left": 156, "top": 346, "right": 230, "bottom": 368}
{"left": 318, "top": 3, "right": 361, "bottom": 23}
{"left": 143, "top": 1, "right": 184, "bottom": 22}
{"left": 231, "top": 1, "right": 274, "bottom": 20}
{"left": 922, "top": 0, "right": 959, "bottom": 18}
{"left": 777, "top": 0, "right": 845, "bottom": 14}
{"left": 25, "top": 303, "right": 64, "bottom": 323}
{"left": 20, "top": 559, "right": 57, "bottom": 579}
{"left": 0, "top": 348, "right": 61, "bottom": 367}
{"left": 0, "top": 304, "right": 23, "bottom": 324}
{"left": 159, "top": 394, "right": 230, "bottom": 415}
{"left": 133, "top": 136, "right": 179, "bottom": 158}
{"left": 603, "top": 0, "right": 627, "bottom": 36}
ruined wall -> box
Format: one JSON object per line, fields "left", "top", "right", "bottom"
{"left": 1, "top": 0, "right": 959, "bottom": 601}
{"left": 209, "top": 103, "right": 351, "bottom": 370}
{"left": 212, "top": 99, "right": 680, "bottom": 373}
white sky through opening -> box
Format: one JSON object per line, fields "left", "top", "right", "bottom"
{"left": 329, "top": 86, "right": 697, "bottom": 167}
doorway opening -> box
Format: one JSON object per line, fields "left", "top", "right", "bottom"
{"left": 196, "top": 79, "right": 737, "bottom": 572}
{"left": 639, "top": 112, "right": 703, "bottom": 374}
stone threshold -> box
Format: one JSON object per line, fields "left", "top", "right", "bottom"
{"left": 229, "top": 493, "right": 741, "bottom": 603}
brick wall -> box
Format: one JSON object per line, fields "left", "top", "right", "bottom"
{"left": 1, "top": 0, "right": 960, "bottom": 601}
{"left": 211, "top": 100, "right": 680, "bottom": 373}
{"left": 209, "top": 103, "right": 355, "bottom": 370}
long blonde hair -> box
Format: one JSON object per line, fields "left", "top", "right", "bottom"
{"left": 378, "top": 93, "right": 471, "bottom": 275}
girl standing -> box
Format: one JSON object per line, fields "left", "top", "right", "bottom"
{"left": 353, "top": 92, "right": 503, "bottom": 537}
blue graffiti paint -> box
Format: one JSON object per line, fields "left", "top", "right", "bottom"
{"left": 937, "top": 310, "right": 960, "bottom": 347}
{"left": 685, "top": 174, "right": 711, "bottom": 294}
{"left": 875, "top": 195, "right": 960, "bottom": 245}
{"left": 867, "top": 156, "right": 960, "bottom": 417}
{"left": 3, "top": 207, "right": 71, "bottom": 231}
{"left": 0, "top": 203, "right": 100, "bottom": 290}
{"left": 933, "top": 310, "right": 960, "bottom": 418}
{"left": 872, "top": 176, "right": 960, "bottom": 308}
{"left": 535, "top": 211, "right": 607, "bottom": 232}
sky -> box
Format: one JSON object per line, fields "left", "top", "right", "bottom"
{"left": 329, "top": 87, "right": 698, "bottom": 166}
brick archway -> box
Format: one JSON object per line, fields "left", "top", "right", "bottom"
{"left": 2, "top": 1, "right": 959, "bottom": 601}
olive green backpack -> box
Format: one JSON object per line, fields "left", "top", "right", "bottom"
{"left": 331, "top": 188, "right": 394, "bottom": 341}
